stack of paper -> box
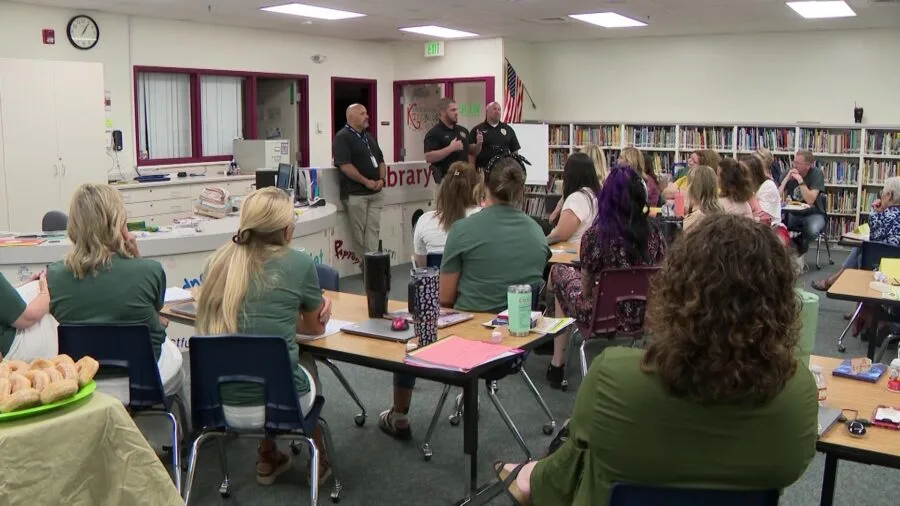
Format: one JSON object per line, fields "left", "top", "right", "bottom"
{"left": 164, "top": 287, "right": 194, "bottom": 303}
{"left": 297, "top": 319, "right": 355, "bottom": 342}
{"left": 405, "top": 336, "right": 523, "bottom": 372}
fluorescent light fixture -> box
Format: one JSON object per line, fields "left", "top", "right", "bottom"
{"left": 399, "top": 25, "right": 478, "bottom": 39}
{"left": 261, "top": 3, "right": 365, "bottom": 20}
{"left": 786, "top": 1, "right": 856, "bottom": 19}
{"left": 568, "top": 12, "right": 647, "bottom": 28}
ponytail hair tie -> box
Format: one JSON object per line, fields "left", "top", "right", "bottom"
{"left": 232, "top": 229, "right": 252, "bottom": 245}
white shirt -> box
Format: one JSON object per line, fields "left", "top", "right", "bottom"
{"left": 413, "top": 207, "right": 482, "bottom": 255}
{"left": 756, "top": 179, "right": 782, "bottom": 226}
{"left": 561, "top": 189, "right": 598, "bottom": 244}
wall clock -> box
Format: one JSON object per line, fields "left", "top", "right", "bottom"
{"left": 67, "top": 15, "right": 99, "bottom": 50}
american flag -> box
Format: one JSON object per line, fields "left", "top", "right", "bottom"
{"left": 503, "top": 59, "right": 524, "bottom": 123}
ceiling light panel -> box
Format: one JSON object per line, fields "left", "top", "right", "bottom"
{"left": 261, "top": 3, "right": 365, "bottom": 20}
{"left": 568, "top": 12, "right": 647, "bottom": 28}
{"left": 786, "top": 1, "right": 856, "bottom": 19}
{"left": 399, "top": 25, "right": 479, "bottom": 38}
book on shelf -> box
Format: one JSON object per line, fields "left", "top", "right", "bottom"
{"left": 819, "top": 160, "right": 859, "bottom": 186}
{"left": 861, "top": 188, "right": 879, "bottom": 210}
{"left": 865, "top": 130, "right": 900, "bottom": 156}
{"left": 799, "top": 128, "right": 861, "bottom": 154}
{"left": 626, "top": 125, "right": 676, "bottom": 148}
{"left": 863, "top": 160, "right": 898, "bottom": 185}
{"left": 679, "top": 127, "right": 734, "bottom": 151}
{"left": 573, "top": 124, "right": 620, "bottom": 147}
{"left": 550, "top": 148, "right": 568, "bottom": 171}
{"left": 825, "top": 189, "right": 857, "bottom": 215}
{"left": 737, "top": 127, "right": 795, "bottom": 151}
{"left": 826, "top": 216, "right": 856, "bottom": 240}
{"left": 549, "top": 124, "right": 570, "bottom": 146}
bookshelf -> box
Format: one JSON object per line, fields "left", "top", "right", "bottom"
{"left": 530, "top": 121, "right": 900, "bottom": 242}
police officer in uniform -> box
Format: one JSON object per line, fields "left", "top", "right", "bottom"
{"left": 424, "top": 98, "right": 469, "bottom": 190}
{"left": 468, "top": 101, "right": 521, "bottom": 170}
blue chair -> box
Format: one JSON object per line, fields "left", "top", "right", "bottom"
{"left": 57, "top": 324, "right": 186, "bottom": 494}
{"left": 421, "top": 282, "right": 556, "bottom": 461}
{"left": 609, "top": 483, "right": 779, "bottom": 506}
{"left": 312, "top": 263, "right": 368, "bottom": 426}
{"left": 183, "top": 335, "right": 342, "bottom": 504}
{"left": 837, "top": 241, "right": 900, "bottom": 353}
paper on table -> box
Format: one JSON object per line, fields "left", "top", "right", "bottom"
{"left": 164, "top": 287, "right": 194, "bottom": 303}
{"left": 533, "top": 317, "right": 575, "bottom": 334}
{"left": 406, "top": 335, "right": 522, "bottom": 372}
{"left": 881, "top": 258, "right": 900, "bottom": 282}
{"left": 297, "top": 319, "right": 355, "bottom": 342}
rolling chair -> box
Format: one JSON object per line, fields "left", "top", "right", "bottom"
{"left": 836, "top": 240, "right": 900, "bottom": 353}
{"left": 57, "top": 324, "right": 187, "bottom": 495}
{"left": 313, "top": 263, "right": 367, "bottom": 426}
{"left": 41, "top": 210, "right": 68, "bottom": 232}
{"left": 561, "top": 267, "right": 660, "bottom": 390}
{"left": 420, "top": 282, "right": 556, "bottom": 461}
{"left": 183, "top": 335, "right": 342, "bottom": 504}
{"left": 609, "top": 483, "right": 779, "bottom": 506}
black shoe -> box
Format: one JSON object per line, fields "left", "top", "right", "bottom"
{"left": 546, "top": 364, "right": 565, "bottom": 389}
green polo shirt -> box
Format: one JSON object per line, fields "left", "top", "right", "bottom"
{"left": 530, "top": 347, "right": 818, "bottom": 506}
{"left": 48, "top": 255, "right": 167, "bottom": 359}
{"left": 219, "top": 248, "right": 323, "bottom": 406}
{"left": 441, "top": 204, "right": 550, "bottom": 313}
{"left": 0, "top": 276, "right": 27, "bottom": 356}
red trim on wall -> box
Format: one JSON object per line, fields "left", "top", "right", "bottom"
{"left": 391, "top": 76, "right": 495, "bottom": 162}
{"left": 133, "top": 65, "right": 310, "bottom": 168}
{"left": 330, "top": 77, "right": 378, "bottom": 142}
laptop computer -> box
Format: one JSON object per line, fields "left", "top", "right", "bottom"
{"left": 818, "top": 406, "right": 842, "bottom": 438}
{"left": 342, "top": 319, "right": 417, "bottom": 343}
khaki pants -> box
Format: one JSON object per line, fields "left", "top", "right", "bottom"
{"left": 344, "top": 191, "right": 384, "bottom": 260}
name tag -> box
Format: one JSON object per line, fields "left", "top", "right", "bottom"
{"left": 370, "top": 155, "right": 378, "bottom": 168}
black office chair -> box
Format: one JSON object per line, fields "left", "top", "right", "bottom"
{"left": 41, "top": 210, "right": 67, "bottom": 232}
{"left": 609, "top": 483, "right": 779, "bottom": 506}
{"left": 311, "top": 263, "right": 368, "bottom": 426}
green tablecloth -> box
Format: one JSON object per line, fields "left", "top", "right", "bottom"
{"left": 0, "top": 392, "right": 181, "bottom": 505}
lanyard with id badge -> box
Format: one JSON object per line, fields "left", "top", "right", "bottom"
{"left": 347, "top": 125, "right": 378, "bottom": 170}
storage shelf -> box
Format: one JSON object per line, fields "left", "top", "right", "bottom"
{"left": 549, "top": 145, "right": 570, "bottom": 149}
{"left": 633, "top": 146, "right": 676, "bottom": 151}
{"left": 827, "top": 212, "right": 856, "bottom": 217}
{"left": 810, "top": 152, "right": 861, "bottom": 157}
{"left": 825, "top": 183, "right": 858, "bottom": 188}
{"left": 863, "top": 153, "right": 900, "bottom": 159}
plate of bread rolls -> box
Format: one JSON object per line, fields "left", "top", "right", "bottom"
{"left": 0, "top": 354, "right": 100, "bottom": 421}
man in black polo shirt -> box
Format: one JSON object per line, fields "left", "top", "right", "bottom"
{"left": 332, "top": 103, "right": 385, "bottom": 264}
{"left": 468, "top": 101, "right": 521, "bottom": 170}
{"left": 424, "top": 98, "right": 469, "bottom": 187}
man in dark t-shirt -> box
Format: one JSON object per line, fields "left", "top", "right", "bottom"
{"left": 468, "top": 102, "right": 521, "bottom": 169}
{"left": 423, "top": 98, "right": 469, "bottom": 186}
{"left": 332, "top": 103, "right": 385, "bottom": 263}
{"left": 780, "top": 150, "right": 826, "bottom": 255}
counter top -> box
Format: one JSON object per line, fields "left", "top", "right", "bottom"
{"left": 111, "top": 174, "right": 255, "bottom": 190}
{"left": 0, "top": 203, "right": 336, "bottom": 265}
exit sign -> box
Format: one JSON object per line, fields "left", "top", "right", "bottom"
{"left": 424, "top": 41, "right": 444, "bottom": 58}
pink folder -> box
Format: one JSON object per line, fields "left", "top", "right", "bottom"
{"left": 406, "top": 335, "right": 522, "bottom": 372}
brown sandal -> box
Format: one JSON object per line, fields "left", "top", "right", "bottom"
{"left": 257, "top": 446, "right": 292, "bottom": 485}
{"left": 493, "top": 461, "right": 532, "bottom": 506}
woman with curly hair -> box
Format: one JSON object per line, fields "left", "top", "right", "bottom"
{"left": 492, "top": 214, "right": 818, "bottom": 506}
{"left": 717, "top": 157, "right": 754, "bottom": 219}
{"left": 546, "top": 165, "right": 666, "bottom": 387}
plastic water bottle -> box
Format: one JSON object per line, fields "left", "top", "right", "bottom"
{"left": 507, "top": 285, "right": 532, "bottom": 337}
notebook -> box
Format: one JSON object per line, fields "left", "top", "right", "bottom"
{"left": 341, "top": 319, "right": 417, "bottom": 343}
{"left": 832, "top": 359, "right": 888, "bottom": 383}
{"left": 405, "top": 335, "right": 523, "bottom": 372}
{"left": 170, "top": 302, "right": 197, "bottom": 318}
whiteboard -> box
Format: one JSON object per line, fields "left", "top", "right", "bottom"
{"left": 510, "top": 123, "right": 549, "bottom": 185}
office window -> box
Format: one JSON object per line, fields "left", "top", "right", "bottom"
{"left": 200, "top": 75, "right": 244, "bottom": 157}
{"left": 137, "top": 72, "right": 192, "bottom": 161}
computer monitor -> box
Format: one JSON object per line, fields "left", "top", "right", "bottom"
{"left": 276, "top": 163, "right": 293, "bottom": 191}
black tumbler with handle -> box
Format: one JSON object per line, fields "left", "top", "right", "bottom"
{"left": 364, "top": 240, "right": 391, "bottom": 318}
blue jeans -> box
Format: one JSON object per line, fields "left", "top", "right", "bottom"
{"left": 786, "top": 212, "right": 826, "bottom": 255}
{"left": 842, "top": 247, "right": 861, "bottom": 269}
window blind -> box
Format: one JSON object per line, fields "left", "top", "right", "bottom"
{"left": 201, "top": 75, "right": 244, "bottom": 157}
{"left": 137, "top": 72, "right": 192, "bottom": 160}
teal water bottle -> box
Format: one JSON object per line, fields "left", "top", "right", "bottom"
{"left": 507, "top": 285, "right": 532, "bottom": 337}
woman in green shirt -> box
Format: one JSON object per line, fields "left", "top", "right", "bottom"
{"left": 196, "top": 187, "right": 334, "bottom": 486}
{"left": 379, "top": 155, "right": 550, "bottom": 439}
{"left": 494, "top": 214, "right": 818, "bottom": 505}
{"left": 47, "top": 184, "right": 183, "bottom": 403}
{"left": 0, "top": 272, "right": 56, "bottom": 361}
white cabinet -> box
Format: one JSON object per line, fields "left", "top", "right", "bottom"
{"left": 116, "top": 176, "right": 256, "bottom": 226}
{"left": 0, "top": 59, "right": 106, "bottom": 231}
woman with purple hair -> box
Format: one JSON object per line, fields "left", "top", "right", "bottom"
{"left": 546, "top": 165, "right": 667, "bottom": 388}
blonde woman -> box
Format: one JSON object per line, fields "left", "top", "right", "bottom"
{"left": 47, "top": 183, "right": 183, "bottom": 400}
{"left": 683, "top": 166, "right": 723, "bottom": 232}
{"left": 549, "top": 144, "right": 607, "bottom": 223}
{"left": 619, "top": 147, "right": 659, "bottom": 205}
{"left": 195, "top": 187, "right": 334, "bottom": 485}
{"left": 414, "top": 161, "right": 481, "bottom": 266}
